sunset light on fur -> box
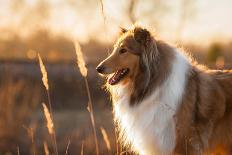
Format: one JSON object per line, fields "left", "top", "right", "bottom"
{"left": 0, "top": 0, "right": 232, "bottom": 154}
{"left": 97, "top": 26, "right": 232, "bottom": 154}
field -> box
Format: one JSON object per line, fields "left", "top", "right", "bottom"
{"left": 0, "top": 40, "right": 232, "bottom": 154}
{"left": 0, "top": 59, "right": 116, "bottom": 155}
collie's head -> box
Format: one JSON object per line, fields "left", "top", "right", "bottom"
{"left": 96, "top": 26, "right": 168, "bottom": 104}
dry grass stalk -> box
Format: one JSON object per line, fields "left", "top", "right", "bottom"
{"left": 99, "top": 0, "right": 106, "bottom": 25}
{"left": 114, "top": 126, "right": 119, "bottom": 155}
{"left": 100, "top": 127, "right": 111, "bottom": 153}
{"left": 38, "top": 53, "right": 53, "bottom": 113}
{"left": 85, "top": 77, "right": 99, "bottom": 155}
{"left": 42, "top": 103, "right": 54, "bottom": 135}
{"left": 74, "top": 41, "right": 99, "bottom": 155}
{"left": 64, "top": 140, "right": 71, "bottom": 155}
{"left": 17, "top": 146, "right": 20, "bottom": 155}
{"left": 42, "top": 103, "right": 58, "bottom": 155}
{"left": 23, "top": 125, "right": 36, "bottom": 155}
{"left": 98, "top": 0, "right": 110, "bottom": 54}
{"left": 43, "top": 141, "right": 49, "bottom": 155}
{"left": 81, "top": 141, "right": 84, "bottom": 155}
{"left": 38, "top": 53, "right": 49, "bottom": 90}
{"left": 74, "top": 42, "right": 87, "bottom": 77}
{"left": 38, "top": 53, "right": 58, "bottom": 155}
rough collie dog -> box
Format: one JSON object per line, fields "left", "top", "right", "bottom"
{"left": 96, "top": 26, "right": 232, "bottom": 155}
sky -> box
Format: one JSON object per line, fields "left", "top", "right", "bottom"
{"left": 0, "top": 0, "right": 232, "bottom": 44}
{"left": 182, "top": 0, "right": 232, "bottom": 43}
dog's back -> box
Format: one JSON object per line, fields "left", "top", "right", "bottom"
{"left": 210, "top": 70, "right": 232, "bottom": 153}
{"left": 174, "top": 69, "right": 232, "bottom": 154}
{"left": 213, "top": 70, "right": 232, "bottom": 101}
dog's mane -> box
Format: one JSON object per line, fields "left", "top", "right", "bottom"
{"left": 104, "top": 26, "right": 178, "bottom": 105}
{"left": 129, "top": 28, "right": 175, "bottom": 105}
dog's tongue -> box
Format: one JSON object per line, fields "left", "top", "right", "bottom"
{"left": 108, "top": 69, "right": 128, "bottom": 85}
{"left": 108, "top": 70, "right": 122, "bottom": 85}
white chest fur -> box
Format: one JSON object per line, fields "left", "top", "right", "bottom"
{"left": 112, "top": 51, "right": 189, "bottom": 155}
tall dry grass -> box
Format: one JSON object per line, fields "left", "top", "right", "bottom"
{"left": 81, "top": 141, "right": 84, "bottom": 155}
{"left": 38, "top": 53, "right": 58, "bottom": 155}
{"left": 100, "top": 127, "right": 111, "bottom": 154}
{"left": 99, "top": 0, "right": 106, "bottom": 26}
{"left": 17, "top": 146, "right": 20, "bottom": 155}
{"left": 23, "top": 125, "right": 36, "bottom": 155}
{"left": 74, "top": 41, "right": 99, "bottom": 155}
{"left": 42, "top": 103, "right": 54, "bottom": 135}
{"left": 38, "top": 54, "right": 49, "bottom": 91}
{"left": 43, "top": 141, "right": 49, "bottom": 155}
{"left": 98, "top": 0, "right": 110, "bottom": 55}
{"left": 64, "top": 140, "right": 71, "bottom": 155}
{"left": 0, "top": 76, "right": 40, "bottom": 152}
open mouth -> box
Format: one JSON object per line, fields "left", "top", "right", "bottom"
{"left": 108, "top": 68, "right": 129, "bottom": 85}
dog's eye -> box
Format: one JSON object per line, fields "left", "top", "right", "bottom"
{"left": 119, "top": 48, "right": 127, "bottom": 54}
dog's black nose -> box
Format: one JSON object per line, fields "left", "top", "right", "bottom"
{"left": 96, "top": 65, "right": 105, "bottom": 73}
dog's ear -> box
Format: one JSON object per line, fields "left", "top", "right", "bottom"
{"left": 120, "top": 27, "right": 128, "bottom": 34}
{"left": 133, "top": 27, "right": 151, "bottom": 46}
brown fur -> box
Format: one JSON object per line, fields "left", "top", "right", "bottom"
{"left": 97, "top": 26, "right": 232, "bottom": 154}
{"left": 98, "top": 27, "right": 175, "bottom": 105}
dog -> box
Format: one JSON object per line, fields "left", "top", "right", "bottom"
{"left": 96, "top": 26, "right": 232, "bottom": 155}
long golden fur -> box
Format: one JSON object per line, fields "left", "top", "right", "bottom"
{"left": 96, "top": 26, "right": 232, "bottom": 154}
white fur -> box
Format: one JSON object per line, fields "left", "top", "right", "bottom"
{"left": 112, "top": 49, "right": 190, "bottom": 155}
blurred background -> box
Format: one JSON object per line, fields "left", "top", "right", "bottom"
{"left": 0, "top": 0, "right": 232, "bottom": 154}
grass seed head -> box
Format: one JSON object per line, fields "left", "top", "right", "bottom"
{"left": 38, "top": 53, "right": 49, "bottom": 90}
{"left": 74, "top": 41, "right": 87, "bottom": 77}
{"left": 42, "top": 103, "right": 54, "bottom": 135}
